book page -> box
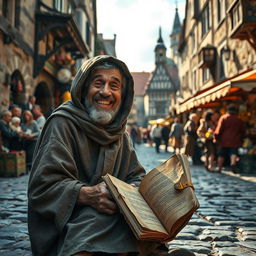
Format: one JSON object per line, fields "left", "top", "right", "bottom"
{"left": 103, "top": 175, "right": 168, "bottom": 236}
{"left": 139, "top": 154, "right": 198, "bottom": 235}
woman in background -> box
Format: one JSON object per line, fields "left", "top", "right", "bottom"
{"left": 21, "top": 110, "right": 40, "bottom": 170}
{"left": 197, "top": 111, "right": 217, "bottom": 171}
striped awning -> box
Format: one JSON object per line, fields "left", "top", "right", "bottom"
{"left": 176, "top": 70, "right": 256, "bottom": 114}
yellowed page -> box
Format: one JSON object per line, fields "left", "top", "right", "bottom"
{"left": 105, "top": 175, "right": 168, "bottom": 236}
{"left": 139, "top": 154, "right": 199, "bottom": 235}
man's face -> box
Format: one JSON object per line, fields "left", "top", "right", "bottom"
{"left": 12, "top": 107, "right": 22, "bottom": 117}
{"left": 84, "top": 68, "right": 123, "bottom": 125}
{"left": 3, "top": 112, "right": 12, "bottom": 123}
{"left": 33, "top": 106, "right": 40, "bottom": 115}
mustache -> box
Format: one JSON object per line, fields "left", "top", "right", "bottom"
{"left": 94, "top": 94, "right": 114, "bottom": 101}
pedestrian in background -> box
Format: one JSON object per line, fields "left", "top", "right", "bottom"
{"left": 9, "top": 116, "right": 23, "bottom": 151}
{"left": 23, "top": 95, "right": 36, "bottom": 111}
{"left": 21, "top": 110, "right": 40, "bottom": 170}
{"left": 183, "top": 113, "right": 201, "bottom": 164}
{"left": 130, "top": 123, "right": 139, "bottom": 148}
{"left": 214, "top": 104, "right": 245, "bottom": 172}
{"left": 151, "top": 123, "right": 162, "bottom": 153}
{"left": 169, "top": 117, "right": 183, "bottom": 153}
{"left": 9, "top": 116, "right": 22, "bottom": 133}
{"left": 197, "top": 111, "right": 217, "bottom": 171}
{"left": 9, "top": 104, "right": 22, "bottom": 118}
{"left": 32, "top": 104, "right": 46, "bottom": 131}
{"left": 146, "top": 125, "right": 153, "bottom": 146}
{"left": 161, "top": 122, "right": 170, "bottom": 153}
{"left": 0, "top": 109, "right": 23, "bottom": 152}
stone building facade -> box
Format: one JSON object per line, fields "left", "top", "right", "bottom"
{"left": 0, "top": 0, "right": 96, "bottom": 114}
{"left": 131, "top": 72, "right": 150, "bottom": 127}
{"left": 177, "top": 0, "right": 256, "bottom": 114}
{"left": 0, "top": 0, "right": 35, "bottom": 111}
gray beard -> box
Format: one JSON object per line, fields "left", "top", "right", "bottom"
{"left": 84, "top": 99, "right": 119, "bottom": 125}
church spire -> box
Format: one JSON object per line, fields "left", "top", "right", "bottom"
{"left": 171, "top": 7, "right": 181, "bottom": 35}
{"left": 155, "top": 27, "right": 166, "bottom": 51}
{"left": 154, "top": 26, "right": 166, "bottom": 64}
{"left": 170, "top": 5, "right": 182, "bottom": 64}
{"left": 157, "top": 27, "right": 164, "bottom": 43}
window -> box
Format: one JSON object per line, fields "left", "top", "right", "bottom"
{"left": 192, "top": 70, "right": 197, "bottom": 91}
{"left": 67, "top": 2, "right": 73, "bottom": 14}
{"left": 86, "top": 21, "right": 91, "bottom": 46}
{"left": 191, "top": 32, "right": 196, "bottom": 54}
{"left": 53, "top": 0, "right": 63, "bottom": 12}
{"left": 201, "top": 3, "right": 210, "bottom": 37}
{"left": 155, "top": 102, "right": 165, "bottom": 115}
{"left": 14, "top": 0, "right": 21, "bottom": 29}
{"left": 219, "top": 48, "right": 226, "bottom": 79}
{"left": 230, "top": 2, "right": 241, "bottom": 30}
{"left": 2, "top": 0, "right": 8, "bottom": 18}
{"left": 217, "top": 0, "right": 225, "bottom": 23}
{"left": 2, "top": 0, "right": 20, "bottom": 28}
{"left": 191, "top": 0, "right": 199, "bottom": 18}
{"left": 202, "top": 68, "right": 210, "bottom": 83}
{"left": 186, "top": 71, "right": 189, "bottom": 88}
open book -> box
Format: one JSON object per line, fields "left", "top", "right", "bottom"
{"left": 102, "top": 153, "right": 200, "bottom": 242}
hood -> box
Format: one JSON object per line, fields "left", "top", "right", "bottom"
{"left": 48, "top": 55, "right": 134, "bottom": 144}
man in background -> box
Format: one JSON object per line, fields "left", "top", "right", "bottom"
{"left": 32, "top": 105, "right": 46, "bottom": 131}
{"left": 214, "top": 104, "right": 245, "bottom": 172}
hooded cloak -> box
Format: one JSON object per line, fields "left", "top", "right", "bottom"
{"left": 27, "top": 56, "right": 147, "bottom": 256}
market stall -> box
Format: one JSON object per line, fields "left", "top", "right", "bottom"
{"left": 176, "top": 69, "right": 256, "bottom": 173}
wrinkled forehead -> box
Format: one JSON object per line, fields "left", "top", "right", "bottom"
{"left": 89, "top": 61, "right": 125, "bottom": 83}
{"left": 90, "top": 67, "right": 123, "bottom": 84}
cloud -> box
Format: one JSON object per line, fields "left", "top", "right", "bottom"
{"left": 97, "top": 0, "right": 185, "bottom": 72}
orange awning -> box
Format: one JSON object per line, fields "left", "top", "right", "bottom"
{"left": 176, "top": 70, "right": 256, "bottom": 114}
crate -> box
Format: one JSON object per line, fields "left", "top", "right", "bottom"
{"left": 0, "top": 151, "right": 26, "bottom": 177}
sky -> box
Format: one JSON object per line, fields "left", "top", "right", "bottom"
{"left": 97, "top": 0, "right": 186, "bottom": 72}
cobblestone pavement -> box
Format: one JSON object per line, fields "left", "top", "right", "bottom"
{"left": 136, "top": 144, "right": 256, "bottom": 256}
{"left": 0, "top": 143, "right": 256, "bottom": 256}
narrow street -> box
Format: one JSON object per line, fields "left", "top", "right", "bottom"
{"left": 0, "top": 143, "right": 256, "bottom": 256}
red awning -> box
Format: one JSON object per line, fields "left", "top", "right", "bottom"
{"left": 176, "top": 70, "right": 256, "bottom": 114}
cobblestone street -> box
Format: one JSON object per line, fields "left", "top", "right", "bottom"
{"left": 0, "top": 143, "right": 256, "bottom": 256}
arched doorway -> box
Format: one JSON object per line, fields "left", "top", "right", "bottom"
{"left": 10, "top": 70, "right": 26, "bottom": 107}
{"left": 34, "top": 81, "right": 53, "bottom": 118}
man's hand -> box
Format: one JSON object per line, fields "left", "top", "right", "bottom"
{"left": 77, "top": 182, "right": 118, "bottom": 215}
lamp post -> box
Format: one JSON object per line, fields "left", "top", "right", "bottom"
{"left": 222, "top": 46, "right": 231, "bottom": 61}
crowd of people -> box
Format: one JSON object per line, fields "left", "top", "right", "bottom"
{"left": 128, "top": 103, "right": 245, "bottom": 173}
{"left": 0, "top": 96, "right": 46, "bottom": 170}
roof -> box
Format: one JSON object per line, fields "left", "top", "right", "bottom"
{"left": 131, "top": 72, "right": 151, "bottom": 96}
{"left": 165, "top": 63, "right": 179, "bottom": 88}
{"left": 102, "top": 39, "right": 116, "bottom": 57}
{"left": 96, "top": 34, "right": 116, "bottom": 57}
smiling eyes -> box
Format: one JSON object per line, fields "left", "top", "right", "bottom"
{"left": 93, "top": 79, "right": 121, "bottom": 91}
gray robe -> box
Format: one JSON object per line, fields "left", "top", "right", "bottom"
{"left": 27, "top": 56, "right": 150, "bottom": 256}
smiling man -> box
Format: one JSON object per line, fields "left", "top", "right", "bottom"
{"left": 27, "top": 56, "right": 195, "bottom": 256}
{"left": 27, "top": 56, "right": 147, "bottom": 256}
